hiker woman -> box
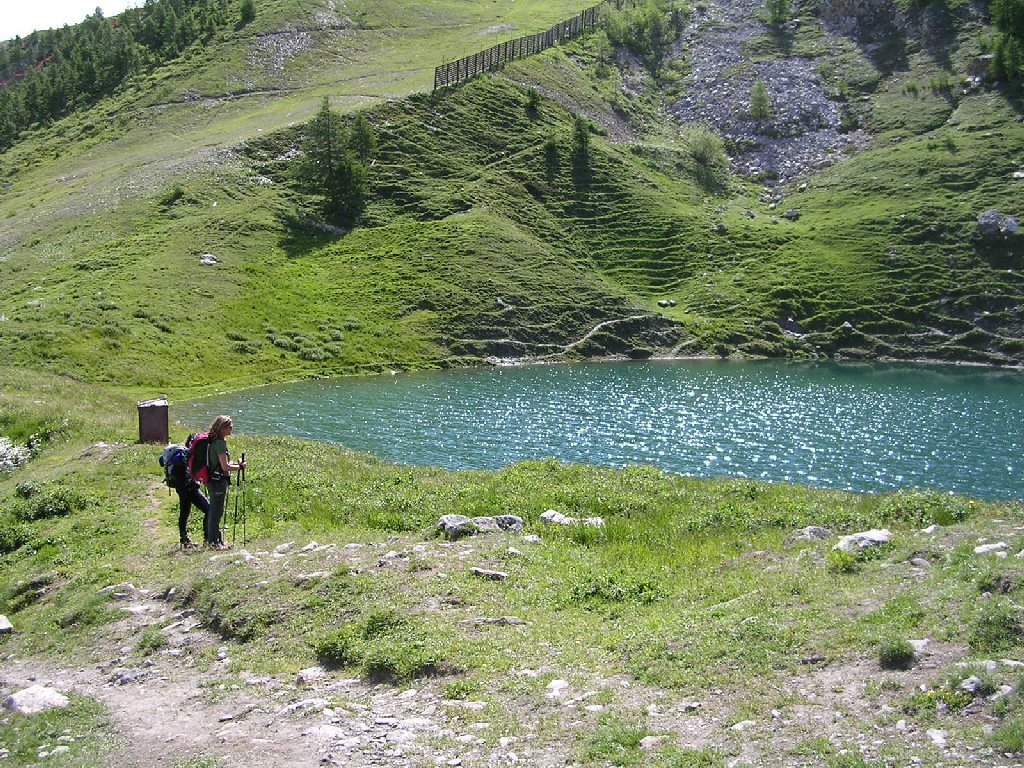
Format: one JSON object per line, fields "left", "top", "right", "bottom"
{"left": 205, "top": 415, "right": 245, "bottom": 550}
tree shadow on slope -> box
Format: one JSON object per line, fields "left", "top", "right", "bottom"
{"left": 278, "top": 213, "right": 344, "bottom": 258}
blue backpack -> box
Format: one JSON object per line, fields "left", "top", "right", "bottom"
{"left": 159, "top": 444, "right": 189, "bottom": 489}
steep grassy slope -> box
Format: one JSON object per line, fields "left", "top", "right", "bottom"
{"left": 0, "top": 0, "right": 1023, "bottom": 399}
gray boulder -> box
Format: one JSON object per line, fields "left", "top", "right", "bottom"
{"left": 977, "top": 208, "right": 1017, "bottom": 238}
{"left": 471, "top": 516, "right": 502, "bottom": 533}
{"left": 437, "top": 514, "right": 476, "bottom": 540}
{"left": 437, "top": 514, "right": 526, "bottom": 539}
{"left": 834, "top": 528, "right": 891, "bottom": 553}
{"left": 494, "top": 515, "right": 525, "bottom": 532}
{"left": 3, "top": 685, "right": 70, "bottom": 715}
{"left": 785, "top": 526, "right": 832, "bottom": 546}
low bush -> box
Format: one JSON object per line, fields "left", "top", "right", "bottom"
{"left": 970, "top": 598, "right": 1024, "bottom": 652}
{"left": 878, "top": 637, "right": 915, "bottom": 670}
{"left": 313, "top": 609, "right": 455, "bottom": 683}
{"left": 14, "top": 484, "right": 95, "bottom": 521}
{"left": 991, "top": 715, "right": 1024, "bottom": 753}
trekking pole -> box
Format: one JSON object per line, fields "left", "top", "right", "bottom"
{"left": 240, "top": 452, "right": 247, "bottom": 546}
{"left": 232, "top": 473, "right": 239, "bottom": 543}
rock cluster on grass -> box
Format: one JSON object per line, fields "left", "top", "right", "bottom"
{"left": 977, "top": 208, "right": 1020, "bottom": 238}
{"left": 436, "top": 514, "right": 524, "bottom": 540}
{"left": 539, "top": 509, "right": 604, "bottom": 527}
{"left": 0, "top": 437, "right": 31, "bottom": 473}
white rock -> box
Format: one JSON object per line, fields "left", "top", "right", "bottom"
{"left": 926, "top": 728, "right": 947, "bottom": 747}
{"left": 731, "top": 719, "right": 756, "bottom": 731}
{"left": 540, "top": 510, "right": 574, "bottom": 526}
{"left": 274, "top": 541, "right": 295, "bottom": 554}
{"left": 3, "top": 685, "right": 70, "bottom": 714}
{"left": 909, "top": 639, "right": 930, "bottom": 654}
{"left": 975, "top": 542, "right": 1008, "bottom": 555}
{"left": 545, "top": 680, "right": 569, "bottom": 698}
{"left": 0, "top": 615, "right": 13, "bottom": 635}
{"left": 640, "top": 735, "right": 667, "bottom": 750}
{"left": 296, "top": 666, "right": 326, "bottom": 685}
{"left": 834, "top": 529, "right": 891, "bottom": 552}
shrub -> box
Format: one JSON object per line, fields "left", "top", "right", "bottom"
{"left": 827, "top": 549, "right": 859, "bottom": 573}
{"left": 568, "top": 571, "right": 664, "bottom": 606}
{"left": 137, "top": 626, "right": 168, "bottom": 656}
{"left": 685, "top": 126, "right": 729, "bottom": 190}
{"left": 15, "top": 485, "right": 95, "bottom": 521}
{"left": 443, "top": 679, "right": 480, "bottom": 700}
{"left": 314, "top": 625, "right": 361, "bottom": 668}
{"left": 0, "top": 518, "right": 31, "bottom": 554}
{"left": 314, "top": 611, "right": 454, "bottom": 683}
{"left": 878, "top": 637, "right": 915, "bottom": 670}
{"left": 765, "top": 0, "right": 789, "bottom": 24}
{"left": 970, "top": 598, "right": 1024, "bottom": 652}
{"left": 159, "top": 185, "right": 185, "bottom": 207}
{"left": 902, "top": 686, "right": 973, "bottom": 716}
{"left": 876, "top": 491, "right": 971, "bottom": 527}
{"left": 991, "top": 715, "right": 1024, "bottom": 753}
{"left": 525, "top": 88, "right": 541, "bottom": 113}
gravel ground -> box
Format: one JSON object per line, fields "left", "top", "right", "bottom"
{"left": 668, "top": 0, "right": 870, "bottom": 184}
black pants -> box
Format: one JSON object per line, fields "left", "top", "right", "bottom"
{"left": 175, "top": 482, "right": 210, "bottom": 544}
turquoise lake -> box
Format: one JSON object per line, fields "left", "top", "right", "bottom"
{"left": 186, "top": 360, "right": 1024, "bottom": 501}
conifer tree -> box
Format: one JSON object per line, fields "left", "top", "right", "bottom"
{"left": 297, "top": 97, "right": 371, "bottom": 227}
{"left": 750, "top": 78, "right": 770, "bottom": 120}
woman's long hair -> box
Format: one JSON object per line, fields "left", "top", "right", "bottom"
{"left": 208, "top": 415, "right": 233, "bottom": 441}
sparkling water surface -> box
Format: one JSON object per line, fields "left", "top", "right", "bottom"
{"left": 186, "top": 360, "right": 1024, "bottom": 500}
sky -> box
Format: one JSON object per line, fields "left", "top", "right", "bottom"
{"left": 2, "top": 0, "right": 143, "bottom": 42}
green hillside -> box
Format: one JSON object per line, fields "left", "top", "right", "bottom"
{"left": 0, "top": 0, "right": 1021, "bottom": 394}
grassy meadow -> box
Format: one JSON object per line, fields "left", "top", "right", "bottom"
{"left": 2, "top": 367, "right": 1024, "bottom": 766}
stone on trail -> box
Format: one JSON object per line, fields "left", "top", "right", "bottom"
{"left": 471, "top": 567, "right": 508, "bottom": 581}
{"left": 296, "top": 666, "right": 326, "bottom": 686}
{"left": 0, "top": 615, "right": 13, "bottom": 635}
{"left": 3, "top": 685, "right": 70, "bottom": 715}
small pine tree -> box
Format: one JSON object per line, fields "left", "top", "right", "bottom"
{"left": 572, "top": 115, "right": 591, "bottom": 157}
{"left": 349, "top": 113, "right": 377, "bottom": 162}
{"left": 240, "top": 0, "right": 256, "bottom": 26}
{"left": 750, "top": 78, "right": 770, "bottom": 120}
{"left": 765, "top": 0, "right": 790, "bottom": 25}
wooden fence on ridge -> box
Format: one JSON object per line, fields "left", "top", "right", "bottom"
{"left": 433, "top": 4, "right": 601, "bottom": 90}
